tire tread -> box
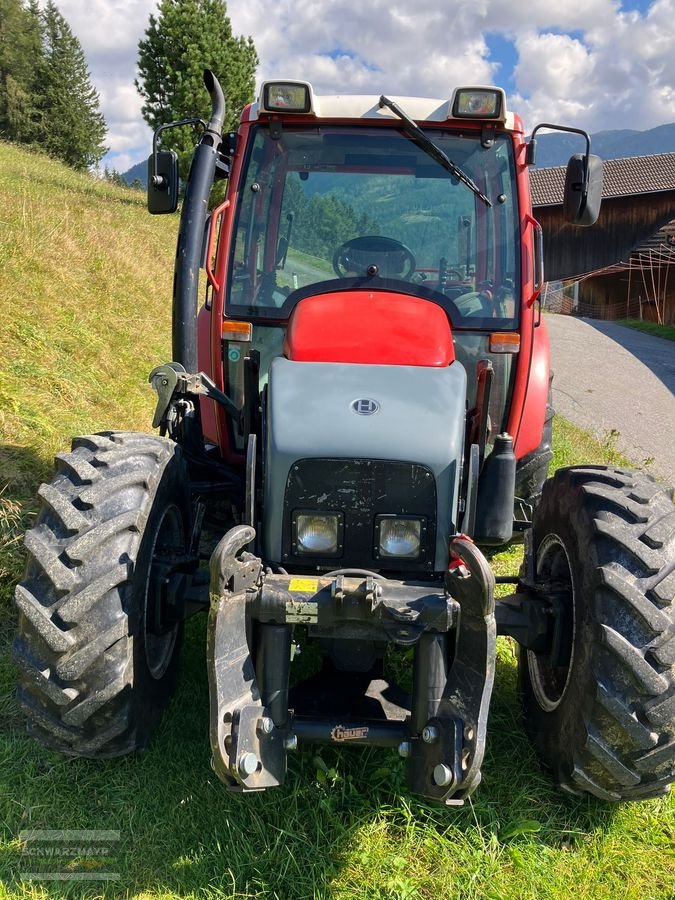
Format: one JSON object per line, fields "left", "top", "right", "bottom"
{"left": 14, "top": 431, "right": 185, "bottom": 757}
{"left": 522, "top": 465, "right": 675, "bottom": 801}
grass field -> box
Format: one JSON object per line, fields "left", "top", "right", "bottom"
{"left": 0, "top": 142, "right": 673, "bottom": 899}
{"left": 615, "top": 319, "right": 675, "bottom": 343}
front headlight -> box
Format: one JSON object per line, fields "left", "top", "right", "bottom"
{"left": 377, "top": 517, "right": 422, "bottom": 558}
{"left": 294, "top": 512, "right": 342, "bottom": 554}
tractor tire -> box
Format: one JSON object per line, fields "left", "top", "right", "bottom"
{"left": 519, "top": 466, "right": 675, "bottom": 801}
{"left": 514, "top": 378, "right": 554, "bottom": 513}
{"left": 14, "top": 432, "right": 191, "bottom": 758}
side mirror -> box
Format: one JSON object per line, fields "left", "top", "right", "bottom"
{"left": 147, "top": 150, "right": 179, "bottom": 214}
{"left": 564, "top": 153, "right": 603, "bottom": 226}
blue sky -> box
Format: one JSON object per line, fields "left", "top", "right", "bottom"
{"left": 52, "top": 0, "right": 675, "bottom": 173}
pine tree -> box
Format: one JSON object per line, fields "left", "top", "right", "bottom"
{"left": 0, "top": 0, "right": 42, "bottom": 142}
{"left": 35, "top": 1, "right": 107, "bottom": 170}
{"left": 136, "top": 0, "right": 257, "bottom": 177}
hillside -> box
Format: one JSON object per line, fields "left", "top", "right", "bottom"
{"left": 0, "top": 142, "right": 177, "bottom": 489}
{"left": 0, "top": 141, "right": 178, "bottom": 606}
{"left": 121, "top": 157, "right": 147, "bottom": 187}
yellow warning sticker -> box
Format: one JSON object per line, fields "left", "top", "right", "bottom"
{"left": 288, "top": 577, "right": 319, "bottom": 593}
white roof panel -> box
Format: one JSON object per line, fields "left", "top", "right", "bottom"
{"left": 249, "top": 92, "right": 517, "bottom": 130}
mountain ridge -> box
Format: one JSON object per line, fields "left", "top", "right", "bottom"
{"left": 122, "top": 122, "right": 675, "bottom": 186}
{"left": 532, "top": 122, "right": 675, "bottom": 167}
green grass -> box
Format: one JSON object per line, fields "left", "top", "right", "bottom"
{"left": 0, "top": 142, "right": 673, "bottom": 899}
{"left": 615, "top": 318, "right": 675, "bottom": 342}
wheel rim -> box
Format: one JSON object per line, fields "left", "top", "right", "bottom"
{"left": 144, "top": 504, "right": 184, "bottom": 679}
{"left": 527, "top": 532, "right": 576, "bottom": 712}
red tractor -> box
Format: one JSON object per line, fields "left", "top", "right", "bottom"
{"left": 15, "top": 73, "right": 674, "bottom": 804}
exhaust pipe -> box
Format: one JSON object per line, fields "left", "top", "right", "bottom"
{"left": 172, "top": 70, "right": 225, "bottom": 372}
{"left": 203, "top": 69, "right": 225, "bottom": 137}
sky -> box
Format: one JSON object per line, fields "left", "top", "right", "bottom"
{"left": 52, "top": 0, "right": 675, "bottom": 174}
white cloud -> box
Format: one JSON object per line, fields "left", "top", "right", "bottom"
{"left": 510, "top": 0, "right": 675, "bottom": 130}
{"left": 481, "top": 0, "right": 620, "bottom": 31}
{"left": 511, "top": 32, "right": 597, "bottom": 127}
{"left": 51, "top": 0, "right": 675, "bottom": 171}
{"left": 56, "top": 0, "right": 156, "bottom": 56}
{"left": 101, "top": 150, "right": 144, "bottom": 175}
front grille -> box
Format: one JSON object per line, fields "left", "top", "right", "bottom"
{"left": 282, "top": 458, "right": 437, "bottom": 572}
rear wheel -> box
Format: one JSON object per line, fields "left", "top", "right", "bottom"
{"left": 519, "top": 466, "right": 675, "bottom": 800}
{"left": 14, "top": 432, "right": 191, "bottom": 757}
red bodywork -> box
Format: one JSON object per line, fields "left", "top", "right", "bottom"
{"left": 199, "top": 107, "right": 548, "bottom": 464}
{"left": 507, "top": 151, "right": 549, "bottom": 458}
{"left": 284, "top": 292, "right": 454, "bottom": 366}
{"left": 511, "top": 315, "right": 550, "bottom": 458}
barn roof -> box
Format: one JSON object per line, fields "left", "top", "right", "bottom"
{"left": 530, "top": 152, "right": 675, "bottom": 207}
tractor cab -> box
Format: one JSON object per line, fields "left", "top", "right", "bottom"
{"left": 214, "top": 92, "right": 520, "bottom": 459}
{"left": 198, "top": 84, "right": 537, "bottom": 507}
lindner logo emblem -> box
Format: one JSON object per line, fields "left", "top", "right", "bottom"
{"left": 351, "top": 398, "right": 380, "bottom": 416}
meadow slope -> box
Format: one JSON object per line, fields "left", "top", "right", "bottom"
{"left": 0, "top": 142, "right": 673, "bottom": 899}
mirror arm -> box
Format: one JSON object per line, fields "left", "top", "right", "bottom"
{"left": 151, "top": 117, "right": 206, "bottom": 188}
{"left": 528, "top": 123, "right": 592, "bottom": 197}
{"left": 530, "top": 123, "right": 591, "bottom": 158}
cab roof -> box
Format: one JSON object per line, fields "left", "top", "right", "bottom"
{"left": 246, "top": 83, "right": 519, "bottom": 132}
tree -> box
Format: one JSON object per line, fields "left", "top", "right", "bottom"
{"left": 136, "top": 0, "right": 257, "bottom": 178}
{"left": 103, "top": 166, "right": 127, "bottom": 187}
{"left": 0, "top": 0, "right": 42, "bottom": 142}
{"left": 0, "top": 0, "right": 106, "bottom": 169}
{"left": 33, "top": 1, "right": 107, "bottom": 170}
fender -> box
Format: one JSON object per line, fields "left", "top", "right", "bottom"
{"left": 512, "top": 316, "right": 551, "bottom": 459}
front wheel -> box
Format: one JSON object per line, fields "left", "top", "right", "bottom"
{"left": 519, "top": 466, "right": 675, "bottom": 801}
{"left": 14, "top": 432, "right": 191, "bottom": 757}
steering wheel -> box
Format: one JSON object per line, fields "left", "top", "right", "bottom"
{"left": 332, "top": 236, "right": 416, "bottom": 280}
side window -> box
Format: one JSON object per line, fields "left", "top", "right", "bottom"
{"left": 453, "top": 332, "right": 516, "bottom": 439}
{"left": 231, "top": 134, "right": 277, "bottom": 307}
{"left": 253, "top": 324, "right": 285, "bottom": 389}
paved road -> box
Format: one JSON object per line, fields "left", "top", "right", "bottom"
{"left": 546, "top": 315, "right": 675, "bottom": 486}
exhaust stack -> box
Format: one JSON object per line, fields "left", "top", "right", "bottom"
{"left": 172, "top": 70, "right": 225, "bottom": 372}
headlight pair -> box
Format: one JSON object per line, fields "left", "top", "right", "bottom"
{"left": 292, "top": 511, "right": 424, "bottom": 559}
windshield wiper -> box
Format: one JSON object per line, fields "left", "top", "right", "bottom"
{"left": 379, "top": 95, "right": 491, "bottom": 206}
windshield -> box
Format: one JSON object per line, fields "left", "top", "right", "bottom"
{"left": 226, "top": 124, "right": 520, "bottom": 329}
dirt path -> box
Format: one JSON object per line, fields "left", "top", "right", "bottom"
{"left": 546, "top": 315, "right": 675, "bottom": 486}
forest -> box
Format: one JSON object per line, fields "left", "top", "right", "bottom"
{"left": 0, "top": 0, "right": 106, "bottom": 170}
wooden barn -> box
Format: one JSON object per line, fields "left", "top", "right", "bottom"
{"left": 530, "top": 153, "right": 675, "bottom": 324}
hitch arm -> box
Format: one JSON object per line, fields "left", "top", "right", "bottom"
{"left": 208, "top": 526, "right": 289, "bottom": 791}
{"left": 408, "top": 535, "right": 496, "bottom": 805}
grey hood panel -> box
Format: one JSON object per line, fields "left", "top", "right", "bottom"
{"left": 263, "top": 358, "right": 467, "bottom": 569}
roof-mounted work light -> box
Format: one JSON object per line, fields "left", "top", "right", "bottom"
{"left": 451, "top": 87, "right": 506, "bottom": 121}
{"left": 259, "top": 81, "right": 314, "bottom": 114}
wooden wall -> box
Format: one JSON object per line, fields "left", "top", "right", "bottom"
{"left": 535, "top": 193, "right": 675, "bottom": 282}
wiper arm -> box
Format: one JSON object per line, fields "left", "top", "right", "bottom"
{"left": 379, "top": 95, "right": 491, "bottom": 206}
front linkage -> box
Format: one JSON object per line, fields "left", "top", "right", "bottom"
{"left": 208, "top": 525, "right": 496, "bottom": 805}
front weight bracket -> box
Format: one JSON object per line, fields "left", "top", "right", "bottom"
{"left": 207, "top": 525, "right": 288, "bottom": 791}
